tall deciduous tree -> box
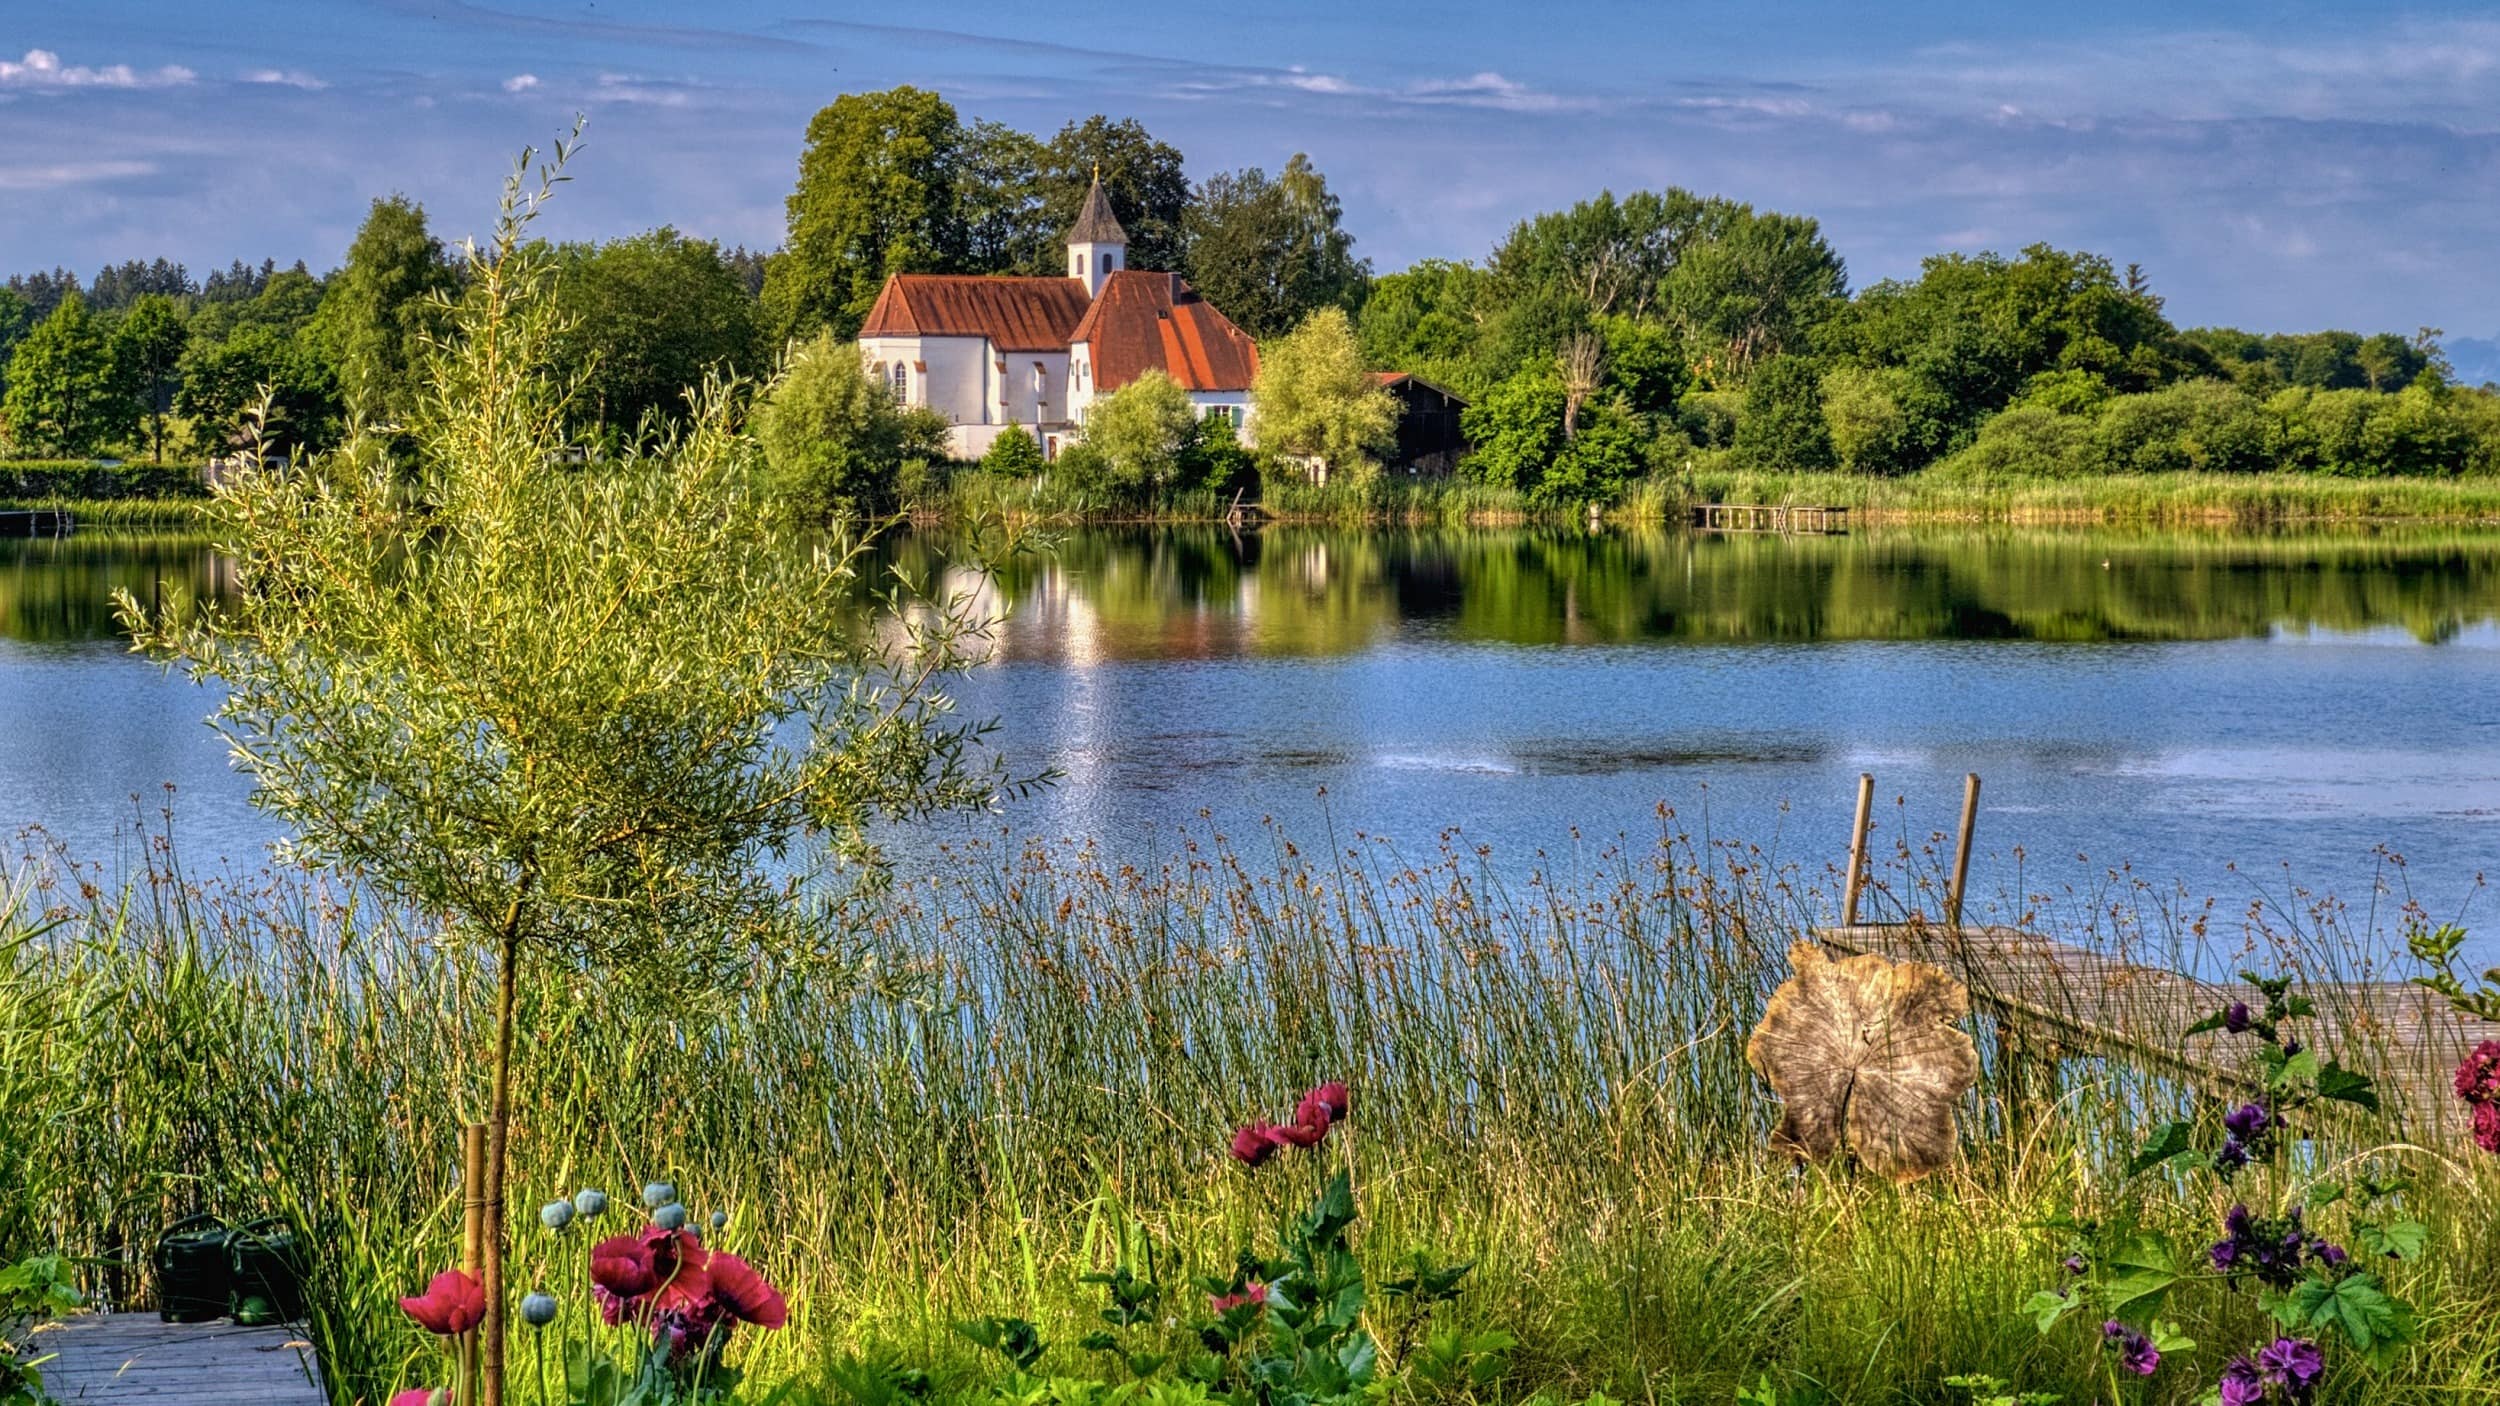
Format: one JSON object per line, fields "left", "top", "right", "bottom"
{"left": 1251, "top": 306, "right": 1398, "bottom": 484}
{"left": 1, "top": 293, "right": 133, "bottom": 456}
{"left": 1037, "top": 116, "right": 1190, "bottom": 273}
{"left": 552, "top": 228, "right": 767, "bottom": 436}
{"left": 1081, "top": 368, "right": 1199, "bottom": 500}
{"left": 1663, "top": 206, "right": 1847, "bottom": 383}
{"left": 315, "top": 195, "right": 454, "bottom": 427}
{"left": 1732, "top": 354, "right": 1835, "bottom": 469}
{"left": 958, "top": 119, "right": 1053, "bottom": 275}
{"left": 1183, "top": 154, "right": 1370, "bottom": 340}
{"left": 1488, "top": 189, "right": 1727, "bottom": 322}
{"left": 112, "top": 294, "right": 190, "bottom": 463}
{"left": 766, "top": 86, "right": 967, "bottom": 340}
{"left": 123, "top": 144, "right": 1018, "bottom": 1406}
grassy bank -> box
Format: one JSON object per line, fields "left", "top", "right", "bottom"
{"left": 0, "top": 496, "right": 211, "bottom": 527}
{"left": 4, "top": 822, "right": 2495, "bottom": 1405}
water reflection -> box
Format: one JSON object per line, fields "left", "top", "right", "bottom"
{"left": 882, "top": 525, "right": 2500, "bottom": 662}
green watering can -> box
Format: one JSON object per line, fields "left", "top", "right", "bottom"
{"left": 152, "top": 1213, "right": 232, "bottom": 1323}
{"left": 226, "top": 1217, "right": 305, "bottom": 1326}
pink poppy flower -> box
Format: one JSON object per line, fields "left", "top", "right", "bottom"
{"left": 1304, "top": 1082, "right": 1351, "bottom": 1125}
{"left": 1231, "top": 1123, "right": 1286, "bottom": 1166}
{"left": 706, "top": 1251, "right": 789, "bottom": 1330}
{"left": 590, "top": 1234, "right": 658, "bottom": 1301}
{"left": 1207, "top": 1281, "right": 1269, "bottom": 1314}
{"left": 1274, "top": 1106, "right": 1330, "bottom": 1148}
{"left": 2475, "top": 1099, "right": 2500, "bottom": 1155}
{"left": 398, "top": 1270, "right": 485, "bottom": 1337}
{"left": 389, "top": 1391, "right": 443, "bottom": 1406}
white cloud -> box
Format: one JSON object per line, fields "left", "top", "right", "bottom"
{"left": 0, "top": 49, "right": 195, "bottom": 89}
{"left": 0, "top": 158, "right": 157, "bottom": 190}
{"left": 503, "top": 73, "right": 539, "bottom": 93}
{"left": 1404, "top": 71, "right": 1577, "bottom": 113}
{"left": 242, "top": 67, "right": 327, "bottom": 90}
{"left": 593, "top": 73, "right": 694, "bottom": 107}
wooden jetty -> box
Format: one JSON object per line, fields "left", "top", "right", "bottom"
{"left": 26, "top": 1314, "right": 324, "bottom": 1405}
{"left": 0, "top": 507, "right": 73, "bottom": 538}
{"left": 1691, "top": 503, "right": 1847, "bottom": 534}
{"left": 1812, "top": 773, "right": 2487, "bottom": 1140}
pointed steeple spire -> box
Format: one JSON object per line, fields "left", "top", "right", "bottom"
{"left": 1065, "top": 172, "right": 1129, "bottom": 247}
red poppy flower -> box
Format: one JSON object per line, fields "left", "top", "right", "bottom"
{"left": 1304, "top": 1082, "right": 1351, "bottom": 1125}
{"left": 1207, "top": 1281, "right": 1269, "bottom": 1314}
{"left": 398, "top": 1270, "right": 486, "bottom": 1337}
{"left": 389, "top": 1390, "right": 443, "bottom": 1406}
{"left": 590, "top": 1234, "right": 658, "bottom": 1301}
{"left": 1231, "top": 1123, "right": 1285, "bottom": 1166}
{"left": 1275, "top": 1105, "right": 1330, "bottom": 1147}
{"left": 706, "top": 1251, "right": 789, "bottom": 1329}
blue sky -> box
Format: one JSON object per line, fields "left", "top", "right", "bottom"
{"left": 6, "top": 1, "right": 2500, "bottom": 338}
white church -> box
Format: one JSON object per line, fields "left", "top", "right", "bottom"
{"left": 857, "top": 176, "right": 1261, "bottom": 460}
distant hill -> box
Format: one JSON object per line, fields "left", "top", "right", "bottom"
{"left": 2447, "top": 334, "right": 2500, "bottom": 389}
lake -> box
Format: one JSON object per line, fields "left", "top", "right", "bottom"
{"left": 4, "top": 523, "right": 2498, "bottom": 941}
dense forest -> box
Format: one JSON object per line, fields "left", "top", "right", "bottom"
{"left": 4, "top": 84, "right": 2495, "bottom": 511}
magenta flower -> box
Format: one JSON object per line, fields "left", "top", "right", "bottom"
{"left": 2454, "top": 1040, "right": 2500, "bottom": 1102}
{"left": 398, "top": 1270, "right": 485, "bottom": 1337}
{"left": 1304, "top": 1081, "right": 1351, "bottom": 1125}
{"left": 2102, "top": 1320, "right": 2160, "bottom": 1377}
{"left": 1230, "top": 1123, "right": 1286, "bottom": 1166}
{"left": 706, "top": 1251, "right": 788, "bottom": 1330}
{"left": 2474, "top": 1100, "right": 2500, "bottom": 1155}
{"left": 1207, "top": 1282, "right": 1268, "bottom": 1314}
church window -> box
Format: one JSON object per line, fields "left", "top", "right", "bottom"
{"left": 891, "top": 361, "right": 909, "bottom": 403}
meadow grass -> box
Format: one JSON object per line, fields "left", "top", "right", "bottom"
{"left": 3, "top": 816, "right": 2496, "bottom": 1405}
{"left": 1681, "top": 469, "right": 2500, "bottom": 525}
{"left": 0, "top": 497, "right": 211, "bottom": 528}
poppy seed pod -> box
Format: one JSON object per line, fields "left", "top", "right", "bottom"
{"left": 642, "top": 1182, "right": 677, "bottom": 1209}
{"left": 573, "top": 1188, "right": 610, "bottom": 1217}
{"left": 520, "top": 1291, "right": 559, "bottom": 1327}
{"left": 539, "top": 1200, "right": 575, "bottom": 1232}
{"left": 709, "top": 1210, "right": 729, "bottom": 1231}
{"left": 653, "top": 1202, "right": 689, "bottom": 1231}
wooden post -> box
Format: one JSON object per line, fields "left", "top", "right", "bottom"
{"left": 460, "top": 1122, "right": 486, "bottom": 1405}
{"left": 1946, "top": 772, "right": 1981, "bottom": 927}
{"left": 1842, "top": 772, "right": 1874, "bottom": 925}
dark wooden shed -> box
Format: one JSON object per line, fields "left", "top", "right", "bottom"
{"left": 1373, "top": 372, "right": 1469, "bottom": 476}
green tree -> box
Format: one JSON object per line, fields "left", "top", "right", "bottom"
{"left": 1082, "top": 368, "right": 1199, "bottom": 501}
{"left": 1250, "top": 306, "right": 1398, "bottom": 484}
{"left": 175, "top": 321, "right": 345, "bottom": 458}
{"left": 552, "top": 228, "right": 766, "bottom": 436}
{"left": 1, "top": 294, "right": 134, "bottom": 456}
{"left": 122, "top": 149, "right": 1016, "bottom": 1406}
{"left": 111, "top": 294, "right": 190, "bottom": 463}
{"left": 1037, "top": 116, "right": 1191, "bottom": 272}
{"left": 1732, "top": 354, "right": 1834, "bottom": 469}
{"left": 1183, "top": 154, "right": 1370, "bottom": 340}
{"left": 958, "top": 119, "right": 1052, "bottom": 275}
{"left": 1663, "top": 206, "right": 1847, "bottom": 383}
{"left": 1357, "top": 260, "right": 1493, "bottom": 394}
{"left": 1461, "top": 366, "right": 1570, "bottom": 493}
{"left": 753, "top": 329, "right": 950, "bottom": 518}
{"left": 314, "top": 195, "right": 454, "bottom": 427}
{"left": 1488, "top": 189, "right": 1728, "bottom": 320}
{"left": 980, "top": 423, "right": 1047, "bottom": 477}
{"left": 766, "top": 86, "right": 967, "bottom": 340}
{"left": 0, "top": 287, "right": 30, "bottom": 395}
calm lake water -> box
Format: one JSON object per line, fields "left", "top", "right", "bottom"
{"left": 3, "top": 524, "right": 2498, "bottom": 942}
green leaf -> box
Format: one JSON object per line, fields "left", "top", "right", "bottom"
{"left": 2150, "top": 1320, "right": 2196, "bottom": 1355}
{"left": 2128, "top": 1121, "right": 2197, "bottom": 1176}
{"left": 2020, "top": 1289, "right": 2078, "bottom": 1335}
{"left": 2271, "top": 1048, "right": 2320, "bottom": 1090}
{"left": 2356, "top": 1219, "right": 2429, "bottom": 1262}
{"left": 2288, "top": 1273, "right": 2418, "bottom": 1368}
{"left": 2315, "top": 1061, "right": 2380, "bottom": 1112}
{"left": 2101, "top": 1235, "right": 2180, "bottom": 1321}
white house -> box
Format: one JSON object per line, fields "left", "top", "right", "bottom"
{"left": 859, "top": 177, "right": 1260, "bottom": 459}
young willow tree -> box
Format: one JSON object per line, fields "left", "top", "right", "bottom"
{"left": 120, "top": 143, "right": 1014, "bottom": 1405}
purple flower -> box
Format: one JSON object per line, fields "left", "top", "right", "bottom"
{"left": 2102, "top": 1320, "right": 2160, "bottom": 1377}
{"left": 2214, "top": 1137, "right": 2251, "bottom": 1174}
{"left": 2281, "top": 1037, "right": 2302, "bottom": 1058}
{"left": 2259, "top": 1337, "right": 2323, "bottom": 1391}
{"left": 2210, "top": 1204, "right": 2309, "bottom": 1289}
{"left": 2219, "top": 1355, "right": 2267, "bottom": 1406}
{"left": 2224, "top": 1001, "right": 2253, "bottom": 1033}
{"left": 2224, "top": 1102, "right": 2271, "bottom": 1141}
{"left": 2063, "top": 1254, "right": 2087, "bottom": 1276}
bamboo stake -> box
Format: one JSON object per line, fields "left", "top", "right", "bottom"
{"left": 461, "top": 1123, "right": 486, "bottom": 1277}
{"left": 1841, "top": 772, "right": 1874, "bottom": 925}
{"left": 1946, "top": 772, "right": 1981, "bottom": 928}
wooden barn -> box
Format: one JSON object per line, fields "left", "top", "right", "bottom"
{"left": 1373, "top": 372, "right": 1469, "bottom": 476}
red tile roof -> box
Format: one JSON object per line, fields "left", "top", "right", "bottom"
{"left": 1072, "top": 271, "right": 1261, "bottom": 393}
{"left": 859, "top": 275, "right": 1093, "bottom": 353}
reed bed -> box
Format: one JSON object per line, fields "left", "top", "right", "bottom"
{"left": 3, "top": 815, "right": 2495, "bottom": 1405}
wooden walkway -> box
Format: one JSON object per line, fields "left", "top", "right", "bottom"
{"left": 1691, "top": 503, "right": 1848, "bottom": 534}
{"left": 25, "top": 1315, "right": 324, "bottom": 1405}
{"left": 1814, "top": 921, "right": 2486, "bottom": 1140}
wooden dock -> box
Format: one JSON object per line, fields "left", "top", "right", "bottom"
{"left": 0, "top": 508, "right": 73, "bottom": 538}
{"left": 1691, "top": 503, "right": 1847, "bottom": 534}
{"left": 24, "top": 1315, "right": 325, "bottom": 1405}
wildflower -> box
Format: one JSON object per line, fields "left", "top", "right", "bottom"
{"left": 706, "top": 1251, "right": 789, "bottom": 1329}
{"left": 2209, "top": 1204, "right": 2308, "bottom": 1289}
{"left": 398, "top": 1270, "right": 486, "bottom": 1337}
{"left": 2223, "top": 1001, "right": 2253, "bottom": 1034}
{"left": 2257, "top": 1337, "right": 2324, "bottom": 1398}
{"left": 573, "top": 1188, "right": 610, "bottom": 1217}
{"left": 2062, "top": 1254, "right": 2087, "bottom": 1276}
{"left": 2281, "top": 1037, "right": 2301, "bottom": 1058}
{"left": 1274, "top": 1108, "right": 1330, "bottom": 1148}
{"left": 520, "top": 1292, "right": 559, "bottom": 1328}
{"left": 590, "top": 1235, "right": 660, "bottom": 1303}
{"left": 2214, "top": 1138, "right": 2251, "bottom": 1175}
{"left": 653, "top": 1203, "right": 690, "bottom": 1231}
{"left": 1207, "top": 1282, "right": 1268, "bottom": 1314}
{"left": 642, "top": 1182, "right": 678, "bottom": 1209}
{"left": 2223, "top": 1102, "right": 2270, "bottom": 1142}
{"left": 2102, "top": 1320, "right": 2160, "bottom": 1377}
{"left": 2474, "top": 1100, "right": 2500, "bottom": 1155}
{"left": 539, "top": 1200, "right": 576, "bottom": 1232}
{"left": 2454, "top": 1040, "right": 2500, "bottom": 1103}
{"left": 1304, "top": 1081, "right": 1352, "bottom": 1125}
{"left": 389, "top": 1391, "right": 447, "bottom": 1406}
{"left": 2219, "top": 1355, "right": 2267, "bottom": 1406}
{"left": 1230, "top": 1123, "right": 1286, "bottom": 1167}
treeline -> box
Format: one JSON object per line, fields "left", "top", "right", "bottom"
{"left": 5, "top": 84, "right": 2493, "bottom": 510}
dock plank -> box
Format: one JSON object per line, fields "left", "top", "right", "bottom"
{"left": 27, "top": 1314, "right": 325, "bottom": 1405}
{"left": 1814, "top": 923, "right": 2487, "bottom": 1141}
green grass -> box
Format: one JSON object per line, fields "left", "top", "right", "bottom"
{"left": 4, "top": 822, "right": 2496, "bottom": 1406}
{"left": 1684, "top": 468, "right": 2500, "bottom": 524}
{"left": 0, "top": 497, "right": 211, "bottom": 527}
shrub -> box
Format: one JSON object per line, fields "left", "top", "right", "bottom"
{"left": 0, "top": 459, "right": 208, "bottom": 500}
{"left": 982, "top": 424, "right": 1047, "bottom": 478}
{"left": 753, "top": 330, "right": 951, "bottom": 520}
{"left": 1732, "top": 355, "right": 1835, "bottom": 470}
